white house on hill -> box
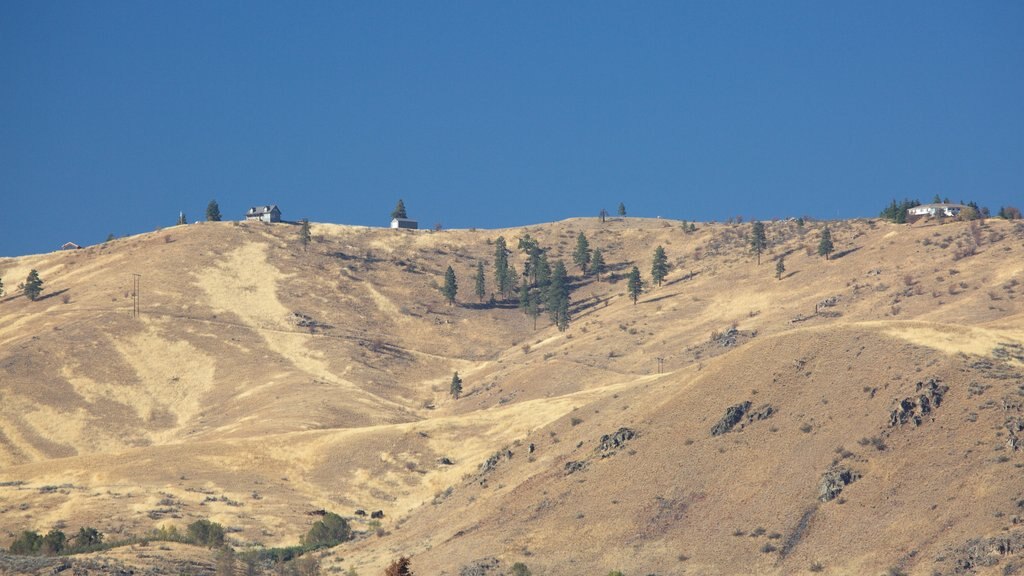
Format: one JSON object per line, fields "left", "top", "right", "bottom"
{"left": 246, "top": 205, "right": 282, "bottom": 223}
{"left": 391, "top": 218, "right": 418, "bottom": 229}
{"left": 907, "top": 203, "right": 965, "bottom": 219}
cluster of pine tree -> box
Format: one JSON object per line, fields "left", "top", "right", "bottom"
{"left": 879, "top": 198, "right": 922, "bottom": 223}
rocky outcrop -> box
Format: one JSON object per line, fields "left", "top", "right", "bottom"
{"left": 889, "top": 378, "right": 948, "bottom": 427}
{"left": 711, "top": 401, "right": 751, "bottom": 436}
{"left": 818, "top": 466, "right": 860, "bottom": 502}
{"left": 597, "top": 427, "right": 636, "bottom": 455}
{"left": 710, "top": 402, "right": 775, "bottom": 436}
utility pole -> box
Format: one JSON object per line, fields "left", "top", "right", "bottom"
{"left": 656, "top": 357, "right": 664, "bottom": 374}
{"left": 131, "top": 274, "right": 141, "bottom": 318}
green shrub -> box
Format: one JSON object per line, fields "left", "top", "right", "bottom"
{"left": 8, "top": 530, "right": 42, "bottom": 554}
{"left": 510, "top": 563, "right": 532, "bottom": 576}
{"left": 187, "top": 519, "right": 225, "bottom": 547}
{"left": 302, "top": 512, "right": 352, "bottom": 549}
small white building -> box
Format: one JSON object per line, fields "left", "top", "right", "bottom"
{"left": 61, "top": 242, "right": 81, "bottom": 250}
{"left": 246, "top": 205, "right": 282, "bottom": 223}
{"left": 907, "top": 203, "right": 965, "bottom": 220}
{"left": 391, "top": 218, "right": 418, "bottom": 230}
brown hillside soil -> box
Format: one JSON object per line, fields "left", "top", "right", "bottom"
{"left": 0, "top": 216, "right": 1022, "bottom": 575}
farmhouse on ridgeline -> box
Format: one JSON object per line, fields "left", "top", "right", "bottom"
{"left": 246, "top": 205, "right": 282, "bottom": 223}
{"left": 906, "top": 203, "right": 965, "bottom": 221}
{"left": 391, "top": 217, "right": 418, "bottom": 230}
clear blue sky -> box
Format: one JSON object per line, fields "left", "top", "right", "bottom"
{"left": 2, "top": 2, "right": 1022, "bottom": 256}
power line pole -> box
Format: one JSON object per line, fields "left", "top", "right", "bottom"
{"left": 131, "top": 274, "right": 141, "bottom": 318}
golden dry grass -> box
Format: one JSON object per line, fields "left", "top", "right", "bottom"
{"left": 0, "top": 216, "right": 1023, "bottom": 575}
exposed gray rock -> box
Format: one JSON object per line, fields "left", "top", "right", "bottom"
{"left": 711, "top": 401, "right": 752, "bottom": 436}
{"left": 564, "top": 460, "right": 587, "bottom": 475}
{"left": 889, "top": 378, "right": 948, "bottom": 427}
{"left": 818, "top": 466, "right": 860, "bottom": 502}
{"left": 598, "top": 427, "right": 636, "bottom": 454}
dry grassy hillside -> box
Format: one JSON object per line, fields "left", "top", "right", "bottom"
{"left": 0, "top": 215, "right": 1023, "bottom": 575}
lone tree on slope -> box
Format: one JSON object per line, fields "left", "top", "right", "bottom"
{"left": 627, "top": 266, "right": 643, "bottom": 304}
{"left": 590, "top": 248, "right": 606, "bottom": 281}
{"left": 572, "top": 232, "right": 591, "bottom": 275}
{"left": 391, "top": 199, "right": 408, "bottom": 220}
{"left": 474, "top": 261, "right": 486, "bottom": 303}
{"left": 24, "top": 269, "right": 43, "bottom": 301}
{"left": 818, "top": 226, "right": 834, "bottom": 260}
{"left": 0, "top": 276, "right": 4, "bottom": 297}
{"left": 206, "top": 200, "right": 222, "bottom": 222}
{"left": 775, "top": 256, "right": 786, "bottom": 280}
{"left": 651, "top": 246, "right": 668, "bottom": 287}
{"left": 750, "top": 221, "right": 767, "bottom": 265}
{"left": 617, "top": 202, "right": 627, "bottom": 217}
{"left": 450, "top": 372, "right": 463, "bottom": 399}
{"left": 441, "top": 266, "right": 458, "bottom": 305}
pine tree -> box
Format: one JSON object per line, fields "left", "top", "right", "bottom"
{"left": 546, "top": 261, "right": 570, "bottom": 331}
{"left": 599, "top": 208, "right": 608, "bottom": 223}
{"left": 24, "top": 269, "right": 43, "bottom": 301}
{"left": 300, "top": 219, "right": 311, "bottom": 249}
{"left": 177, "top": 212, "right": 187, "bottom": 225}
{"left": 818, "top": 226, "right": 834, "bottom": 260}
{"left": 617, "top": 202, "right": 627, "bottom": 217}
{"left": 391, "top": 199, "right": 408, "bottom": 220}
{"left": 474, "top": 262, "right": 486, "bottom": 303}
{"left": 106, "top": 233, "right": 115, "bottom": 242}
{"left": 651, "top": 246, "right": 668, "bottom": 287}
{"left": 206, "top": 200, "right": 222, "bottom": 222}
{"left": 572, "top": 232, "right": 591, "bottom": 275}
{"left": 775, "top": 256, "right": 786, "bottom": 280}
{"left": 441, "top": 266, "right": 458, "bottom": 305}
{"left": 627, "top": 266, "right": 643, "bottom": 304}
{"left": 493, "top": 236, "right": 512, "bottom": 298}
{"left": 590, "top": 249, "right": 606, "bottom": 281}
{"left": 750, "top": 221, "right": 767, "bottom": 265}
{"left": 450, "top": 372, "right": 463, "bottom": 399}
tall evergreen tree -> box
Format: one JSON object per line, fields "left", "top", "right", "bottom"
{"left": 546, "top": 260, "right": 570, "bottom": 331}
{"left": 206, "top": 200, "right": 222, "bottom": 222}
{"left": 474, "top": 261, "right": 486, "bottom": 303}
{"left": 450, "top": 372, "right": 463, "bottom": 399}
{"left": 775, "top": 256, "right": 786, "bottom": 280}
{"left": 590, "top": 249, "right": 606, "bottom": 281}
{"left": 391, "top": 199, "right": 408, "bottom": 220}
{"left": 24, "top": 269, "right": 43, "bottom": 301}
{"left": 651, "top": 246, "right": 668, "bottom": 287}
{"left": 299, "top": 219, "right": 311, "bottom": 249}
{"left": 572, "top": 232, "right": 591, "bottom": 275}
{"left": 177, "top": 212, "right": 187, "bottom": 225}
{"left": 627, "top": 266, "right": 643, "bottom": 304}
{"left": 493, "top": 236, "right": 513, "bottom": 298}
{"left": 750, "top": 221, "right": 767, "bottom": 265}
{"left": 441, "top": 266, "right": 458, "bottom": 305}
{"left": 617, "top": 202, "right": 627, "bottom": 217}
{"left": 818, "top": 226, "right": 834, "bottom": 260}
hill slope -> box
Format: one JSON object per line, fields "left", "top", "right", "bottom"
{"left": 1, "top": 216, "right": 1023, "bottom": 575}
